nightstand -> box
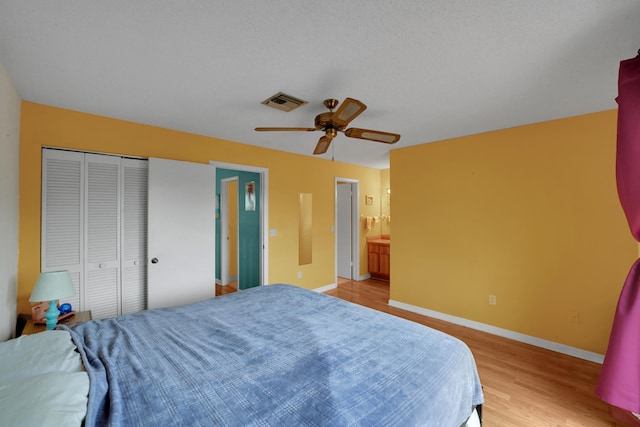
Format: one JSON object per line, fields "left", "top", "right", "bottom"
{"left": 20, "top": 311, "right": 92, "bottom": 336}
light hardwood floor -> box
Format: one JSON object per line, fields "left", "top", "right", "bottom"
{"left": 216, "top": 281, "right": 237, "bottom": 296}
{"left": 325, "top": 278, "right": 622, "bottom": 427}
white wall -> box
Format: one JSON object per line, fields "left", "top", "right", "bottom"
{"left": 0, "top": 63, "right": 21, "bottom": 340}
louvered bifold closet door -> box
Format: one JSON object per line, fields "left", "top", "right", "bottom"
{"left": 121, "top": 158, "right": 148, "bottom": 314}
{"left": 85, "top": 153, "right": 121, "bottom": 319}
{"left": 41, "top": 149, "right": 84, "bottom": 310}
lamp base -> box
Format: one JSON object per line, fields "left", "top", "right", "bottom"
{"left": 45, "top": 300, "right": 60, "bottom": 330}
{"left": 33, "top": 311, "right": 75, "bottom": 325}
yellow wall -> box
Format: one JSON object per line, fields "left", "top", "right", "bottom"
{"left": 390, "top": 110, "right": 637, "bottom": 354}
{"left": 22, "top": 102, "right": 628, "bottom": 354}
{"left": 380, "top": 168, "right": 391, "bottom": 236}
{"left": 18, "top": 102, "right": 382, "bottom": 314}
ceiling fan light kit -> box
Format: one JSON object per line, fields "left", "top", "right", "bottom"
{"left": 256, "top": 97, "right": 400, "bottom": 155}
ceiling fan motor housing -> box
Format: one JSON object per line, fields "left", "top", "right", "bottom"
{"left": 315, "top": 112, "right": 343, "bottom": 130}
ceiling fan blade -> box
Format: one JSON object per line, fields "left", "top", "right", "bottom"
{"left": 255, "top": 127, "right": 317, "bottom": 132}
{"left": 331, "top": 98, "right": 367, "bottom": 128}
{"left": 313, "top": 135, "right": 333, "bottom": 155}
{"left": 344, "top": 128, "right": 401, "bottom": 144}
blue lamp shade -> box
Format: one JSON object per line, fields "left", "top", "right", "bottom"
{"left": 28, "top": 271, "right": 76, "bottom": 330}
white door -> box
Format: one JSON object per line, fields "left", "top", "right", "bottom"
{"left": 42, "top": 149, "right": 149, "bottom": 319}
{"left": 220, "top": 177, "right": 238, "bottom": 286}
{"left": 121, "top": 158, "right": 149, "bottom": 315}
{"left": 41, "top": 149, "right": 85, "bottom": 311}
{"left": 147, "top": 158, "right": 216, "bottom": 309}
{"left": 337, "top": 182, "right": 353, "bottom": 279}
{"left": 84, "top": 153, "right": 121, "bottom": 319}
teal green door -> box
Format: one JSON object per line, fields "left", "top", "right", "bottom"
{"left": 216, "top": 169, "right": 261, "bottom": 290}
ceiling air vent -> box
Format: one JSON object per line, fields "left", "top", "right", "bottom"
{"left": 261, "top": 92, "right": 308, "bottom": 112}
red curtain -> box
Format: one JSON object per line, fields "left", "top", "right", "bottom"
{"left": 596, "top": 55, "right": 640, "bottom": 413}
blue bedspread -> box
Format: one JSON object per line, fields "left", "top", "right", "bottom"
{"left": 62, "top": 284, "right": 483, "bottom": 426}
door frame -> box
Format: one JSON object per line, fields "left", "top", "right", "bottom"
{"left": 210, "top": 160, "right": 269, "bottom": 286}
{"left": 220, "top": 176, "right": 239, "bottom": 286}
{"left": 334, "top": 177, "right": 360, "bottom": 283}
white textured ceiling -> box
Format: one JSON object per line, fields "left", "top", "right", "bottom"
{"left": 1, "top": 1, "right": 638, "bottom": 169}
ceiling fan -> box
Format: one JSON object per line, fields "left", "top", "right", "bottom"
{"left": 255, "top": 98, "right": 401, "bottom": 155}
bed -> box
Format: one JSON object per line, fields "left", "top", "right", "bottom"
{"left": 1, "top": 284, "right": 483, "bottom": 426}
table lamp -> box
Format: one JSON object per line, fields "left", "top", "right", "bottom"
{"left": 28, "top": 271, "right": 76, "bottom": 330}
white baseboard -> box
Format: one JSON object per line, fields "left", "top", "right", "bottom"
{"left": 215, "top": 276, "right": 237, "bottom": 286}
{"left": 388, "top": 299, "right": 604, "bottom": 364}
{"left": 313, "top": 283, "right": 337, "bottom": 293}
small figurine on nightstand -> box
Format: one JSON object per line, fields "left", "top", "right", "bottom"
{"left": 59, "top": 303, "right": 73, "bottom": 315}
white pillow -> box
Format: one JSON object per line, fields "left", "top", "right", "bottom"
{"left": 0, "top": 371, "right": 89, "bottom": 427}
{"left": 0, "top": 330, "right": 85, "bottom": 383}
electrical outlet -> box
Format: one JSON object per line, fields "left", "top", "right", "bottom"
{"left": 489, "top": 295, "right": 496, "bottom": 305}
{"left": 570, "top": 310, "right": 580, "bottom": 324}
{"left": 297, "top": 271, "right": 302, "bottom": 279}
